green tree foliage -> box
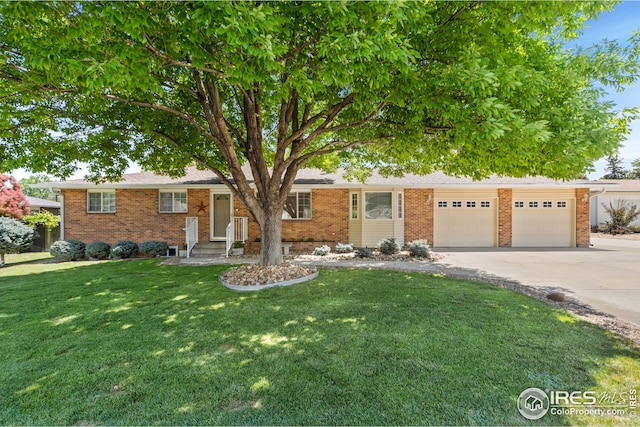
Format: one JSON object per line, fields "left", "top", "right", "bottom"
{"left": 630, "top": 158, "right": 640, "bottom": 179}
{"left": 22, "top": 210, "right": 60, "bottom": 230}
{"left": 0, "top": 216, "right": 38, "bottom": 267}
{"left": 601, "top": 154, "right": 629, "bottom": 179}
{"left": 1, "top": 2, "right": 639, "bottom": 264}
{"left": 19, "top": 174, "right": 57, "bottom": 201}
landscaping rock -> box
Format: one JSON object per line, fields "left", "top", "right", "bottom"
{"left": 220, "top": 262, "right": 317, "bottom": 286}
{"left": 546, "top": 292, "right": 566, "bottom": 302}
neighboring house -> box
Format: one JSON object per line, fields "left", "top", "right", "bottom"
{"left": 36, "top": 167, "right": 592, "bottom": 254}
{"left": 26, "top": 196, "right": 61, "bottom": 215}
{"left": 590, "top": 180, "right": 640, "bottom": 228}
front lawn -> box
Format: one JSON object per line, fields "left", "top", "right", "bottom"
{"left": 0, "top": 257, "right": 638, "bottom": 425}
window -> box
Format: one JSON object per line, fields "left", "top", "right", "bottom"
{"left": 397, "top": 192, "right": 404, "bottom": 219}
{"left": 452, "top": 201, "right": 462, "bottom": 208}
{"left": 160, "top": 191, "right": 188, "bottom": 213}
{"left": 438, "top": 201, "right": 448, "bottom": 208}
{"left": 350, "top": 193, "right": 359, "bottom": 220}
{"left": 529, "top": 201, "right": 538, "bottom": 208}
{"left": 466, "top": 201, "right": 476, "bottom": 208}
{"left": 480, "top": 201, "right": 491, "bottom": 208}
{"left": 514, "top": 201, "right": 524, "bottom": 208}
{"left": 543, "top": 201, "right": 553, "bottom": 208}
{"left": 283, "top": 191, "right": 311, "bottom": 219}
{"left": 88, "top": 191, "right": 115, "bottom": 213}
{"left": 557, "top": 201, "right": 567, "bottom": 208}
{"left": 365, "top": 192, "right": 393, "bottom": 219}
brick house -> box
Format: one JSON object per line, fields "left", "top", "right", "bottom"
{"left": 39, "top": 167, "right": 592, "bottom": 255}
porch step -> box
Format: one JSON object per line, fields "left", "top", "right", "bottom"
{"left": 190, "top": 241, "right": 227, "bottom": 257}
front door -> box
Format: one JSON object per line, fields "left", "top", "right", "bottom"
{"left": 211, "top": 193, "right": 231, "bottom": 240}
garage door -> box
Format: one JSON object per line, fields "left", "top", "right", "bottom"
{"left": 434, "top": 199, "right": 497, "bottom": 247}
{"left": 512, "top": 199, "right": 573, "bottom": 247}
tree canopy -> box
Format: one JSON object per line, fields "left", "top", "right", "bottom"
{"left": 1, "top": 1, "right": 639, "bottom": 264}
{"left": 0, "top": 174, "right": 30, "bottom": 219}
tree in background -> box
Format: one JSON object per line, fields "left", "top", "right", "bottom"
{"left": 601, "top": 155, "right": 628, "bottom": 179}
{"left": 0, "top": 174, "right": 30, "bottom": 219}
{"left": 0, "top": 216, "right": 38, "bottom": 267}
{"left": 19, "top": 174, "right": 58, "bottom": 201}
{"left": 629, "top": 158, "right": 640, "bottom": 179}
{"left": 1, "top": 2, "right": 639, "bottom": 265}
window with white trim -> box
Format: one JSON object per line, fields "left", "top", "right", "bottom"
{"left": 514, "top": 201, "right": 524, "bottom": 208}
{"left": 467, "top": 201, "right": 476, "bottom": 208}
{"left": 438, "top": 201, "right": 447, "bottom": 208}
{"left": 557, "top": 201, "right": 567, "bottom": 208}
{"left": 283, "top": 191, "right": 311, "bottom": 219}
{"left": 365, "top": 192, "right": 393, "bottom": 219}
{"left": 543, "top": 201, "right": 553, "bottom": 208}
{"left": 452, "top": 201, "right": 462, "bottom": 208}
{"left": 529, "top": 201, "right": 538, "bottom": 208}
{"left": 88, "top": 191, "right": 115, "bottom": 213}
{"left": 480, "top": 201, "right": 491, "bottom": 208}
{"left": 350, "top": 192, "right": 359, "bottom": 220}
{"left": 159, "top": 191, "right": 188, "bottom": 213}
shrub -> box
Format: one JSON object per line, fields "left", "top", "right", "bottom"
{"left": 335, "top": 243, "right": 354, "bottom": 253}
{"left": 50, "top": 239, "right": 86, "bottom": 261}
{"left": 408, "top": 239, "right": 431, "bottom": 258}
{"left": 601, "top": 200, "right": 640, "bottom": 234}
{"left": 355, "top": 247, "right": 372, "bottom": 258}
{"left": 312, "top": 245, "right": 331, "bottom": 256}
{"left": 139, "top": 241, "right": 169, "bottom": 257}
{"left": 0, "top": 216, "right": 39, "bottom": 267}
{"left": 377, "top": 237, "right": 400, "bottom": 255}
{"left": 85, "top": 241, "right": 111, "bottom": 260}
{"left": 111, "top": 240, "right": 139, "bottom": 259}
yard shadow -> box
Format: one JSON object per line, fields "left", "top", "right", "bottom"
{"left": 0, "top": 260, "right": 638, "bottom": 426}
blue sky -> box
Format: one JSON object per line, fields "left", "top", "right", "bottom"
{"left": 576, "top": 1, "right": 640, "bottom": 177}
{"left": 10, "top": 2, "right": 640, "bottom": 181}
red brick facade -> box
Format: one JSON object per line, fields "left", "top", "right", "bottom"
{"left": 498, "top": 189, "right": 512, "bottom": 247}
{"left": 62, "top": 186, "right": 591, "bottom": 250}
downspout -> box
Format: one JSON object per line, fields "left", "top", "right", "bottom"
{"left": 589, "top": 188, "right": 607, "bottom": 228}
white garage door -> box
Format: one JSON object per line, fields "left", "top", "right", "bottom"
{"left": 512, "top": 199, "right": 573, "bottom": 247}
{"left": 434, "top": 199, "right": 497, "bottom": 247}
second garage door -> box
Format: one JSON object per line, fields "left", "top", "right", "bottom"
{"left": 434, "top": 194, "right": 497, "bottom": 247}
{"left": 512, "top": 196, "right": 574, "bottom": 247}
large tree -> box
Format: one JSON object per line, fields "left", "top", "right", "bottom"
{"left": 0, "top": 174, "right": 30, "bottom": 219}
{"left": 1, "top": 2, "right": 638, "bottom": 265}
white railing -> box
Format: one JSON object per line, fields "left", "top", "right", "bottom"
{"left": 225, "top": 216, "right": 249, "bottom": 257}
{"left": 225, "top": 221, "right": 233, "bottom": 258}
{"left": 185, "top": 217, "right": 198, "bottom": 258}
{"left": 234, "top": 216, "right": 248, "bottom": 242}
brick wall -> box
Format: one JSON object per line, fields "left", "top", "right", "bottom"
{"left": 575, "top": 188, "right": 590, "bottom": 247}
{"left": 498, "top": 189, "right": 512, "bottom": 247}
{"left": 404, "top": 188, "right": 434, "bottom": 244}
{"left": 62, "top": 188, "right": 210, "bottom": 247}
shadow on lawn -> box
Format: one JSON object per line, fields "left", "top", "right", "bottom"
{"left": 1, "top": 259, "right": 639, "bottom": 426}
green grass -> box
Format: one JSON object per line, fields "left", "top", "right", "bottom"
{"left": 1, "top": 256, "right": 638, "bottom": 425}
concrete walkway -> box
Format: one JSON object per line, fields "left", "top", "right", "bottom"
{"left": 181, "top": 239, "right": 640, "bottom": 327}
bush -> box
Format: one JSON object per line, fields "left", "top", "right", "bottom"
{"left": 408, "top": 239, "right": 431, "bottom": 258}
{"left": 139, "top": 241, "right": 169, "bottom": 257}
{"left": 377, "top": 237, "right": 400, "bottom": 255}
{"left": 0, "top": 216, "right": 39, "bottom": 267}
{"left": 85, "top": 241, "right": 111, "bottom": 260}
{"left": 601, "top": 200, "right": 640, "bottom": 234}
{"left": 50, "top": 239, "right": 86, "bottom": 261}
{"left": 111, "top": 240, "right": 139, "bottom": 259}
{"left": 335, "top": 243, "right": 354, "bottom": 253}
{"left": 355, "top": 247, "right": 372, "bottom": 258}
{"left": 312, "top": 245, "right": 331, "bottom": 256}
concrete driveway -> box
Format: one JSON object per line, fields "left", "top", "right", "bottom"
{"left": 434, "top": 238, "right": 640, "bottom": 327}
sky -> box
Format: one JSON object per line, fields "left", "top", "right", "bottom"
{"left": 9, "top": 1, "right": 640, "bottom": 181}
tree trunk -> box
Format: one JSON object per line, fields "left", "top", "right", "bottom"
{"left": 1, "top": 253, "right": 5, "bottom": 268}
{"left": 258, "top": 209, "right": 284, "bottom": 266}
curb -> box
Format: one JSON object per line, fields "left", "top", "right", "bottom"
{"left": 219, "top": 270, "right": 319, "bottom": 291}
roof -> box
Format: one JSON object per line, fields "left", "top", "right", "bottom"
{"left": 35, "top": 166, "right": 593, "bottom": 190}
{"left": 26, "top": 196, "right": 60, "bottom": 209}
{"left": 590, "top": 179, "right": 640, "bottom": 192}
